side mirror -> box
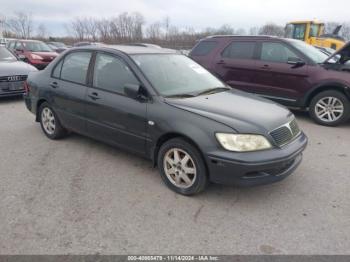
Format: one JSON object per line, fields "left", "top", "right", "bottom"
{"left": 124, "top": 83, "right": 148, "bottom": 101}
{"left": 16, "top": 48, "right": 24, "bottom": 53}
{"left": 287, "top": 57, "right": 306, "bottom": 68}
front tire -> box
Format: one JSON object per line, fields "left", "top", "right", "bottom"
{"left": 309, "top": 90, "right": 350, "bottom": 126}
{"left": 39, "top": 102, "right": 67, "bottom": 139}
{"left": 157, "top": 138, "right": 208, "bottom": 196}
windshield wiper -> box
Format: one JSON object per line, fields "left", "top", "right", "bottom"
{"left": 165, "top": 93, "right": 196, "bottom": 99}
{"left": 195, "top": 87, "right": 230, "bottom": 96}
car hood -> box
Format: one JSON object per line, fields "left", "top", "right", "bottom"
{"left": 0, "top": 61, "right": 38, "bottom": 76}
{"left": 324, "top": 41, "right": 350, "bottom": 64}
{"left": 165, "top": 90, "right": 294, "bottom": 134}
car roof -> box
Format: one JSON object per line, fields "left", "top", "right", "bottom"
{"left": 200, "top": 35, "right": 298, "bottom": 45}
{"left": 74, "top": 44, "right": 177, "bottom": 55}
{"left": 204, "top": 35, "right": 283, "bottom": 40}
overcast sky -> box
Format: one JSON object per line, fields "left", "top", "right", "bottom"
{"left": 1, "top": 0, "right": 349, "bottom": 36}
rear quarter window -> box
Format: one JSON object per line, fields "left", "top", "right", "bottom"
{"left": 191, "top": 41, "right": 218, "bottom": 56}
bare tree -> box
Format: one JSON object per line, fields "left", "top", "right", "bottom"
{"left": 217, "top": 24, "right": 235, "bottom": 35}
{"left": 235, "top": 28, "right": 246, "bottom": 35}
{"left": 96, "top": 18, "right": 111, "bottom": 42}
{"left": 84, "top": 17, "right": 98, "bottom": 41}
{"left": 5, "top": 12, "right": 33, "bottom": 38}
{"left": 146, "top": 22, "right": 163, "bottom": 41}
{"left": 70, "top": 17, "right": 87, "bottom": 40}
{"left": 36, "top": 23, "right": 48, "bottom": 39}
{"left": 163, "top": 16, "right": 170, "bottom": 40}
{"left": 340, "top": 23, "right": 350, "bottom": 41}
{"left": 0, "top": 14, "right": 5, "bottom": 37}
{"left": 249, "top": 26, "right": 259, "bottom": 35}
{"left": 259, "top": 23, "right": 284, "bottom": 37}
{"left": 325, "top": 22, "right": 340, "bottom": 35}
{"left": 108, "top": 12, "right": 145, "bottom": 42}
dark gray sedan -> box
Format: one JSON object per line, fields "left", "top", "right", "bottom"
{"left": 24, "top": 45, "right": 307, "bottom": 195}
{"left": 0, "top": 47, "right": 37, "bottom": 97}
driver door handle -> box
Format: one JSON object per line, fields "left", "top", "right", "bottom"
{"left": 260, "top": 64, "right": 271, "bottom": 70}
{"left": 88, "top": 92, "right": 100, "bottom": 100}
{"left": 217, "top": 60, "right": 226, "bottom": 65}
{"left": 50, "top": 81, "right": 59, "bottom": 88}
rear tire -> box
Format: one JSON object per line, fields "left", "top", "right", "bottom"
{"left": 157, "top": 138, "right": 208, "bottom": 196}
{"left": 309, "top": 90, "right": 350, "bottom": 126}
{"left": 39, "top": 102, "right": 67, "bottom": 139}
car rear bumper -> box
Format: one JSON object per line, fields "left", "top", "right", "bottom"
{"left": 206, "top": 132, "right": 308, "bottom": 186}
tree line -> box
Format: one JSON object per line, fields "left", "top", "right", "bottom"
{"left": 1, "top": 12, "right": 350, "bottom": 49}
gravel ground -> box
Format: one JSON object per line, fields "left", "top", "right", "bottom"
{"left": 0, "top": 97, "right": 349, "bottom": 255}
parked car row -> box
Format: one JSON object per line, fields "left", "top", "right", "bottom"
{"left": 190, "top": 35, "right": 350, "bottom": 126}
{"left": 6, "top": 39, "right": 59, "bottom": 70}
{"left": 1, "top": 35, "right": 349, "bottom": 195}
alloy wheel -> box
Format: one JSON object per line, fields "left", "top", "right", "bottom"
{"left": 163, "top": 148, "right": 197, "bottom": 189}
{"left": 315, "top": 96, "right": 344, "bottom": 123}
{"left": 41, "top": 107, "right": 56, "bottom": 135}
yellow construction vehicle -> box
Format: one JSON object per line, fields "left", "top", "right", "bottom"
{"left": 285, "top": 20, "right": 345, "bottom": 50}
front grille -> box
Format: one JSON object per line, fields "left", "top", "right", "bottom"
{"left": 0, "top": 75, "right": 27, "bottom": 92}
{"left": 0, "top": 81, "right": 25, "bottom": 91}
{"left": 270, "top": 118, "right": 301, "bottom": 147}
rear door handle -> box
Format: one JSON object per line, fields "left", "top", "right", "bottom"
{"left": 50, "top": 81, "right": 59, "bottom": 88}
{"left": 88, "top": 92, "right": 100, "bottom": 100}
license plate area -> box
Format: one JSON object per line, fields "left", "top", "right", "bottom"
{"left": 9, "top": 82, "right": 24, "bottom": 91}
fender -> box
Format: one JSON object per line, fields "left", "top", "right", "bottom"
{"left": 301, "top": 81, "right": 350, "bottom": 107}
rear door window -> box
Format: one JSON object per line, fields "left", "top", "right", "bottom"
{"left": 260, "top": 42, "right": 299, "bottom": 63}
{"left": 222, "top": 42, "right": 256, "bottom": 59}
{"left": 60, "top": 52, "right": 92, "bottom": 85}
{"left": 191, "top": 41, "right": 218, "bottom": 56}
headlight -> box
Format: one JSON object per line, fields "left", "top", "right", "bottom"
{"left": 31, "top": 54, "right": 43, "bottom": 60}
{"left": 216, "top": 133, "right": 272, "bottom": 152}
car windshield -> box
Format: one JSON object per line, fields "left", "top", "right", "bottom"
{"left": 23, "top": 41, "right": 52, "bottom": 52}
{"left": 51, "top": 42, "right": 66, "bottom": 48}
{"left": 288, "top": 40, "right": 330, "bottom": 63}
{"left": 0, "top": 47, "right": 17, "bottom": 62}
{"left": 132, "top": 54, "right": 226, "bottom": 97}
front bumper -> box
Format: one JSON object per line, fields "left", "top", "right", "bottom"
{"left": 0, "top": 90, "right": 25, "bottom": 98}
{"left": 206, "top": 132, "right": 308, "bottom": 186}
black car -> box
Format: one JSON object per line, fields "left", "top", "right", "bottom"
{"left": 24, "top": 45, "right": 307, "bottom": 195}
{"left": 0, "top": 46, "right": 37, "bottom": 97}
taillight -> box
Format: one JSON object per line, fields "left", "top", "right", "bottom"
{"left": 24, "top": 81, "right": 30, "bottom": 94}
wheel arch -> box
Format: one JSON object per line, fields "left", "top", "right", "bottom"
{"left": 304, "top": 83, "right": 350, "bottom": 107}
{"left": 35, "top": 98, "right": 48, "bottom": 122}
{"left": 152, "top": 132, "right": 207, "bottom": 170}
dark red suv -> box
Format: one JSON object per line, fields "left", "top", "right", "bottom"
{"left": 7, "top": 40, "right": 58, "bottom": 70}
{"left": 190, "top": 36, "right": 350, "bottom": 126}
